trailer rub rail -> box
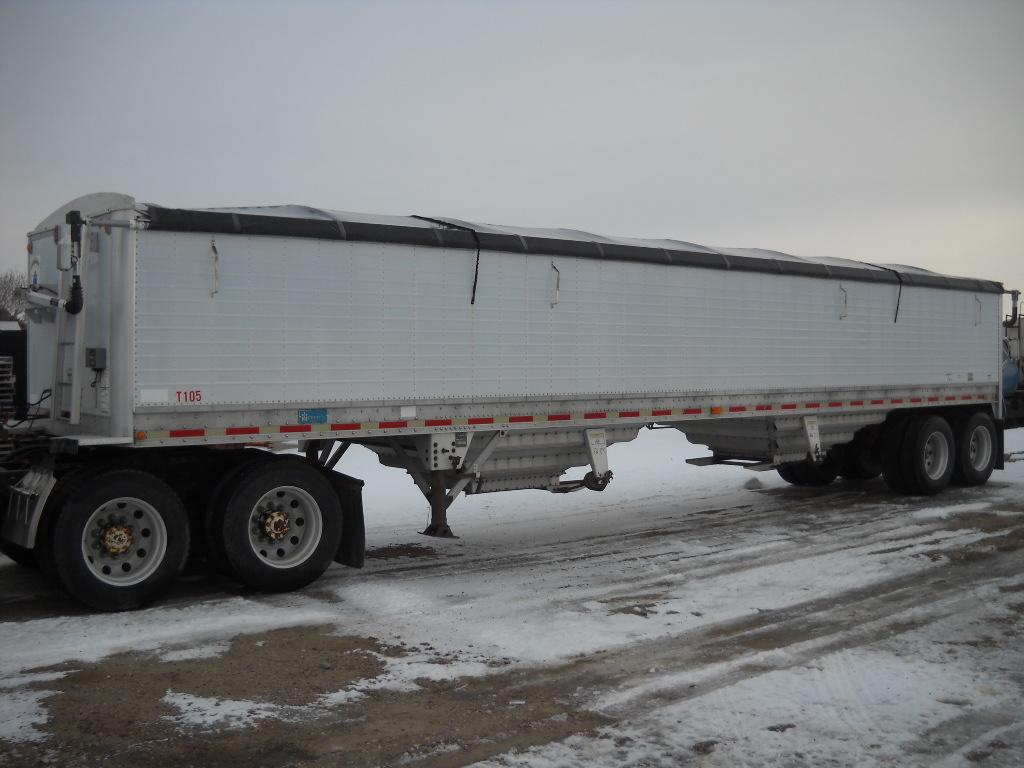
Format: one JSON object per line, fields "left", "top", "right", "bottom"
{"left": 136, "top": 388, "right": 998, "bottom": 445}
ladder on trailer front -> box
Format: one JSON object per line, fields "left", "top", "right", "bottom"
{"left": 49, "top": 225, "right": 86, "bottom": 425}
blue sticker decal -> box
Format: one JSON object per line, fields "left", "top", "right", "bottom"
{"left": 298, "top": 409, "right": 328, "bottom": 425}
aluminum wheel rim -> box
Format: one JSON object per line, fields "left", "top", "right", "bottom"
{"left": 247, "top": 485, "right": 323, "bottom": 569}
{"left": 967, "top": 425, "right": 993, "bottom": 472}
{"left": 81, "top": 497, "right": 167, "bottom": 587}
{"left": 922, "top": 431, "right": 950, "bottom": 481}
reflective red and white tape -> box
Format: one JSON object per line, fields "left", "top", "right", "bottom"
{"left": 136, "top": 390, "right": 996, "bottom": 443}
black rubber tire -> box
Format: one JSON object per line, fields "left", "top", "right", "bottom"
{"left": 203, "top": 454, "right": 274, "bottom": 579}
{"left": 34, "top": 465, "right": 100, "bottom": 584}
{"left": 34, "top": 497, "right": 60, "bottom": 583}
{"left": 777, "top": 463, "right": 805, "bottom": 485}
{"left": 795, "top": 458, "right": 839, "bottom": 487}
{"left": 0, "top": 538, "right": 38, "bottom": 568}
{"left": 839, "top": 445, "right": 882, "bottom": 480}
{"left": 51, "top": 469, "right": 190, "bottom": 611}
{"left": 777, "top": 459, "right": 837, "bottom": 486}
{"left": 880, "top": 417, "right": 911, "bottom": 493}
{"left": 217, "top": 457, "right": 342, "bottom": 592}
{"left": 899, "top": 414, "right": 955, "bottom": 496}
{"left": 950, "top": 411, "right": 997, "bottom": 487}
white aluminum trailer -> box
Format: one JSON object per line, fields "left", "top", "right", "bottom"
{"left": 0, "top": 193, "right": 1018, "bottom": 611}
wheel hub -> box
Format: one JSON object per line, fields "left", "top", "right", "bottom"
{"left": 922, "top": 431, "right": 950, "bottom": 481}
{"left": 260, "top": 507, "right": 290, "bottom": 541}
{"left": 82, "top": 497, "right": 167, "bottom": 587}
{"left": 247, "top": 485, "right": 323, "bottom": 569}
{"left": 968, "top": 425, "right": 992, "bottom": 471}
{"left": 99, "top": 522, "right": 134, "bottom": 556}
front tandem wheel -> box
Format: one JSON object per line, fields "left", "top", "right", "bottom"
{"left": 214, "top": 457, "right": 342, "bottom": 592}
{"left": 49, "top": 470, "right": 190, "bottom": 611}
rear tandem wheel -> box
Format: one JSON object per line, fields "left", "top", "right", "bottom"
{"left": 203, "top": 454, "right": 274, "bottom": 579}
{"left": 210, "top": 456, "right": 343, "bottom": 592}
{"left": 950, "top": 411, "right": 997, "bottom": 486}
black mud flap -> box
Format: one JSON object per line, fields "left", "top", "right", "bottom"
{"left": 996, "top": 422, "right": 1005, "bottom": 471}
{"left": 325, "top": 471, "right": 365, "bottom": 569}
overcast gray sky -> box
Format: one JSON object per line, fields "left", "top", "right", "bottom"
{"left": 1, "top": 0, "right": 1021, "bottom": 298}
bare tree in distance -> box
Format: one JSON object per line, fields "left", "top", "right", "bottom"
{"left": 0, "top": 269, "right": 27, "bottom": 324}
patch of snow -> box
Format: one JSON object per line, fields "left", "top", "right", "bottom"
{"left": 161, "top": 690, "right": 281, "bottom": 730}
{"left": 159, "top": 640, "right": 231, "bottom": 662}
{"left": 317, "top": 688, "right": 366, "bottom": 706}
{"left": 317, "top": 650, "right": 497, "bottom": 704}
{"left": 911, "top": 502, "right": 993, "bottom": 520}
{"left": 397, "top": 740, "right": 461, "bottom": 764}
{"left": 479, "top": 580, "right": 1024, "bottom": 767}
{"left": 0, "top": 688, "right": 55, "bottom": 743}
{"left": 364, "top": 653, "right": 495, "bottom": 688}
{"left": 327, "top": 518, "right": 988, "bottom": 670}
{"left": 482, "top": 647, "right": 1017, "bottom": 767}
{"left": 0, "top": 670, "right": 69, "bottom": 690}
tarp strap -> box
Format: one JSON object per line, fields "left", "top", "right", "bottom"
{"left": 864, "top": 262, "right": 904, "bottom": 323}
{"left": 413, "top": 216, "right": 482, "bottom": 305}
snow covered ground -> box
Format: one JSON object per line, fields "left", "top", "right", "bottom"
{"left": 1, "top": 427, "right": 1022, "bottom": 767}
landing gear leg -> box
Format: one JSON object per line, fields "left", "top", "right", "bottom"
{"left": 421, "top": 470, "right": 458, "bottom": 539}
{"left": 388, "top": 431, "right": 503, "bottom": 538}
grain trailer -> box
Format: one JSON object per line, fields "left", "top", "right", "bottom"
{"left": 1, "top": 193, "right": 1018, "bottom": 610}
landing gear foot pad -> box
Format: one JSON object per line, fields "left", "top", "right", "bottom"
{"left": 419, "top": 524, "right": 458, "bottom": 539}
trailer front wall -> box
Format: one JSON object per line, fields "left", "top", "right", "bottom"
{"left": 26, "top": 220, "right": 135, "bottom": 438}
{"left": 133, "top": 231, "right": 1000, "bottom": 410}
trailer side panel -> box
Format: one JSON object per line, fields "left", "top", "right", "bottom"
{"left": 133, "top": 230, "right": 1000, "bottom": 411}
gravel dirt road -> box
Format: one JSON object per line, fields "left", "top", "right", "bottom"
{"left": 1, "top": 430, "right": 1022, "bottom": 767}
